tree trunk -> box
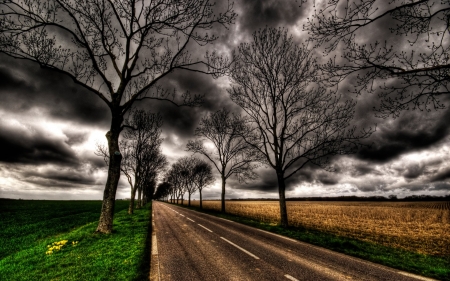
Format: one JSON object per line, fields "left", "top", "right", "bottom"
{"left": 96, "top": 112, "right": 123, "bottom": 234}
{"left": 277, "top": 172, "right": 288, "bottom": 227}
{"left": 199, "top": 189, "right": 203, "bottom": 209}
{"left": 188, "top": 193, "right": 191, "bottom": 207}
{"left": 128, "top": 185, "right": 137, "bottom": 215}
{"left": 137, "top": 186, "right": 142, "bottom": 209}
{"left": 221, "top": 175, "right": 226, "bottom": 213}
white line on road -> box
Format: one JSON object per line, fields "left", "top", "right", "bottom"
{"left": 220, "top": 237, "right": 260, "bottom": 260}
{"left": 179, "top": 214, "right": 185, "bottom": 217}
{"left": 284, "top": 274, "right": 299, "bottom": 281}
{"left": 256, "top": 228, "right": 298, "bottom": 243}
{"left": 187, "top": 218, "right": 195, "bottom": 222}
{"left": 397, "top": 271, "right": 437, "bottom": 281}
{"left": 198, "top": 224, "right": 213, "bottom": 232}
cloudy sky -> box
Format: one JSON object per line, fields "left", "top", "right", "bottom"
{"left": 1, "top": 0, "right": 449, "bottom": 200}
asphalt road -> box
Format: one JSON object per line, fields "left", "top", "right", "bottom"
{"left": 151, "top": 201, "right": 435, "bottom": 281}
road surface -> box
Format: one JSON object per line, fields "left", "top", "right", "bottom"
{"left": 151, "top": 201, "right": 435, "bottom": 281}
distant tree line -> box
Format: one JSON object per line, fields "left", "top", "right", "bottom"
{"left": 153, "top": 156, "right": 214, "bottom": 209}
{"left": 225, "top": 195, "right": 450, "bottom": 202}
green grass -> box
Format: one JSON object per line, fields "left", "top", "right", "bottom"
{"left": 172, "top": 202, "right": 450, "bottom": 281}
{"left": 0, "top": 199, "right": 152, "bottom": 281}
{"left": 0, "top": 199, "right": 129, "bottom": 259}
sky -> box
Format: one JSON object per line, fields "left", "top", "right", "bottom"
{"left": 0, "top": 0, "right": 449, "bottom": 200}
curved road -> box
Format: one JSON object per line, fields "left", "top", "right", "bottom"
{"left": 150, "top": 201, "right": 435, "bottom": 281}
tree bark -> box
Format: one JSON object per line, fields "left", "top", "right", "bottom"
{"left": 188, "top": 193, "right": 191, "bottom": 207}
{"left": 277, "top": 171, "right": 288, "bottom": 227}
{"left": 137, "top": 186, "right": 142, "bottom": 209}
{"left": 199, "top": 189, "right": 203, "bottom": 209}
{"left": 96, "top": 112, "right": 123, "bottom": 233}
{"left": 128, "top": 186, "right": 137, "bottom": 214}
{"left": 221, "top": 175, "right": 226, "bottom": 213}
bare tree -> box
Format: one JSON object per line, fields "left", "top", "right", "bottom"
{"left": 192, "top": 159, "right": 214, "bottom": 209}
{"left": 0, "top": 0, "right": 236, "bottom": 233}
{"left": 97, "top": 110, "right": 167, "bottom": 214}
{"left": 166, "top": 159, "right": 187, "bottom": 205}
{"left": 187, "top": 109, "right": 258, "bottom": 212}
{"left": 120, "top": 110, "right": 166, "bottom": 213}
{"left": 303, "top": 0, "right": 450, "bottom": 118}
{"left": 154, "top": 181, "right": 173, "bottom": 202}
{"left": 176, "top": 156, "right": 198, "bottom": 206}
{"left": 228, "top": 27, "right": 373, "bottom": 227}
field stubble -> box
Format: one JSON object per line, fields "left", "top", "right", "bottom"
{"left": 184, "top": 200, "right": 450, "bottom": 256}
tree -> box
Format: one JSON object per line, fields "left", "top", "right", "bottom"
{"left": 166, "top": 158, "right": 190, "bottom": 205}
{"left": 187, "top": 109, "right": 258, "bottom": 212}
{"left": 154, "top": 181, "right": 173, "bottom": 201}
{"left": 0, "top": 0, "right": 236, "bottom": 233}
{"left": 303, "top": 0, "right": 450, "bottom": 118}
{"left": 121, "top": 110, "right": 166, "bottom": 213}
{"left": 192, "top": 159, "right": 214, "bottom": 209}
{"left": 97, "top": 110, "right": 167, "bottom": 214}
{"left": 228, "top": 27, "right": 373, "bottom": 227}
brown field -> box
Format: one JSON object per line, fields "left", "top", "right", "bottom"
{"left": 181, "top": 200, "right": 450, "bottom": 256}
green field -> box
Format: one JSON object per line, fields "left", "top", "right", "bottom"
{"left": 0, "top": 199, "right": 151, "bottom": 280}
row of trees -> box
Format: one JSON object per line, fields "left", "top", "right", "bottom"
{"left": 156, "top": 28, "right": 373, "bottom": 227}
{"left": 97, "top": 109, "right": 167, "bottom": 215}
{"left": 1, "top": 0, "right": 447, "bottom": 231}
{"left": 155, "top": 156, "right": 214, "bottom": 209}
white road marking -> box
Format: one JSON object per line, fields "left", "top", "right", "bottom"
{"left": 187, "top": 218, "right": 195, "bottom": 222}
{"left": 198, "top": 224, "right": 213, "bottom": 232}
{"left": 256, "top": 228, "right": 297, "bottom": 243}
{"left": 284, "top": 274, "right": 299, "bottom": 281}
{"left": 397, "top": 271, "right": 437, "bottom": 281}
{"left": 179, "top": 214, "right": 185, "bottom": 217}
{"left": 220, "top": 237, "right": 260, "bottom": 259}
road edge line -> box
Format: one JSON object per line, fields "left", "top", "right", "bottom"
{"left": 150, "top": 211, "right": 161, "bottom": 281}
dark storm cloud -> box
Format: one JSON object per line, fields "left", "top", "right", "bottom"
{"left": 138, "top": 70, "right": 240, "bottom": 139}
{"left": 356, "top": 180, "right": 389, "bottom": 192}
{"left": 0, "top": 122, "right": 78, "bottom": 165}
{"left": 237, "top": 0, "right": 304, "bottom": 34}
{"left": 432, "top": 182, "right": 450, "bottom": 191}
{"left": 351, "top": 164, "right": 377, "bottom": 177}
{"left": 22, "top": 168, "right": 97, "bottom": 187}
{"left": 400, "top": 184, "right": 432, "bottom": 192}
{"left": 430, "top": 169, "right": 450, "bottom": 182}
{"left": 315, "top": 172, "right": 340, "bottom": 185}
{"left": 357, "top": 109, "right": 450, "bottom": 163}
{"left": 402, "top": 163, "right": 425, "bottom": 180}
{"left": 0, "top": 55, "right": 110, "bottom": 127}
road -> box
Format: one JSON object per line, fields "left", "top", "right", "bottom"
{"left": 151, "top": 201, "right": 435, "bottom": 281}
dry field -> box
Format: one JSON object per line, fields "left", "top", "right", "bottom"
{"left": 182, "top": 200, "right": 450, "bottom": 256}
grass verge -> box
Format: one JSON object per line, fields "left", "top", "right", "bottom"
{"left": 0, "top": 199, "right": 130, "bottom": 259}
{"left": 0, "top": 203, "right": 152, "bottom": 281}
{"left": 172, "top": 202, "right": 450, "bottom": 281}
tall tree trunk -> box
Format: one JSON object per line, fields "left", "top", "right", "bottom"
{"left": 137, "top": 186, "right": 142, "bottom": 209}
{"left": 277, "top": 171, "right": 288, "bottom": 227}
{"left": 128, "top": 185, "right": 137, "bottom": 215}
{"left": 199, "top": 189, "right": 203, "bottom": 210}
{"left": 188, "top": 193, "right": 191, "bottom": 207}
{"left": 221, "top": 175, "right": 226, "bottom": 213}
{"left": 96, "top": 112, "right": 123, "bottom": 233}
